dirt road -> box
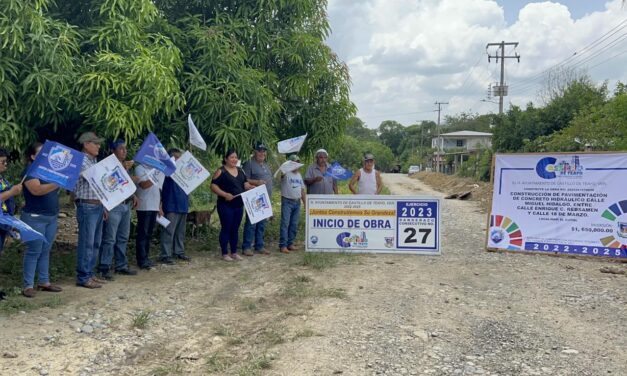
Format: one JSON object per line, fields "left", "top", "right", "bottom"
{"left": 0, "top": 174, "right": 625, "bottom": 376}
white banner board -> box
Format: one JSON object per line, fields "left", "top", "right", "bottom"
{"left": 241, "top": 184, "right": 273, "bottom": 224}
{"left": 82, "top": 154, "right": 136, "bottom": 211}
{"left": 306, "top": 195, "right": 441, "bottom": 254}
{"left": 488, "top": 153, "right": 627, "bottom": 259}
{"left": 171, "top": 151, "right": 210, "bottom": 195}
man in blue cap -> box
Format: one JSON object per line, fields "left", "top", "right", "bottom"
{"left": 241, "top": 142, "right": 273, "bottom": 256}
{"left": 97, "top": 139, "right": 138, "bottom": 280}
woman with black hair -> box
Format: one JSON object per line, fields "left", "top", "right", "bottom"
{"left": 210, "top": 149, "right": 253, "bottom": 261}
{"left": 21, "top": 143, "right": 62, "bottom": 298}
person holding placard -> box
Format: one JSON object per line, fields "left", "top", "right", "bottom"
{"left": 304, "top": 149, "right": 337, "bottom": 194}
{"left": 211, "top": 149, "right": 254, "bottom": 261}
{"left": 241, "top": 142, "right": 273, "bottom": 256}
{"left": 348, "top": 152, "right": 383, "bottom": 195}
{"left": 20, "top": 143, "right": 62, "bottom": 298}
{"left": 134, "top": 164, "right": 163, "bottom": 271}
{"left": 74, "top": 132, "right": 107, "bottom": 289}
{"left": 97, "top": 140, "right": 138, "bottom": 280}
{"left": 159, "top": 148, "right": 190, "bottom": 264}
{"left": 278, "top": 155, "right": 306, "bottom": 254}
{"left": 0, "top": 147, "right": 22, "bottom": 256}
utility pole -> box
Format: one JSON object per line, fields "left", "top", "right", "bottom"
{"left": 486, "top": 41, "right": 520, "bottom": 115}
{"left": 434, "top": 101, "right": 448, "bottom": 173}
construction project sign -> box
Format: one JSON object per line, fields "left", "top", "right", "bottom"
{"left": 488, "top": 153, "right": 627, "bottom": 259}
{"left": 306, "top": 195, "right": 440, "bottom": 254}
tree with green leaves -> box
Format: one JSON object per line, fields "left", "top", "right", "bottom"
{"left": 0, "top": 0, "right": 80, "bottom": 149}
{"left": 2, "top": 0, "right": 354, "bottom": 157}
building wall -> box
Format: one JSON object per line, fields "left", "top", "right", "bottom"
{"left": 432, "top": 136, "right": 492, "bottom": 151}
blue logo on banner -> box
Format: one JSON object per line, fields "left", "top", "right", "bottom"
{"left": 536, "top": 156, "right": 584, "bottom": 180}
{"left": 133, "top": 133, "right": 177, "bottom": 176}
{"left": 27, "top": 140, "right": 84, "bottom": 191}
{"left": 324, "top": 162, "right": 353, "bottom": 181}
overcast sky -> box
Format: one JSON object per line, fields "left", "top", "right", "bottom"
{"left": 326, "top": 0, "right": 627, "bottom": 128}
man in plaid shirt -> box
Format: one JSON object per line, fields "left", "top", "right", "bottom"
{"left": 74, "top": 132, "right": 108, "bottom": 289}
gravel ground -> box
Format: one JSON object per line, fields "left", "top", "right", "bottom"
{"left": 0, "top": 173, "right": 625, "bottom": 376}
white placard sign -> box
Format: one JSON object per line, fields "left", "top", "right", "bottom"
{"left": 82, "top": 154, "right": 136, "bottom": 211}
{"left": 241, "top": 184, "right": 273, "bottom": 224}
{"left": 488, "top": 153, "right": 627, "bottom": 259}
{"left": 306, "top": 195, "right": 441, "bottom": 254}
{"left": 171, "top": 151, "right": 210, "bottom": 195}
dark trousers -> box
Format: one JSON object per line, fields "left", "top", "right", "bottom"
{"left": 135, "top": 211, "right": 157, "bottom": 268}
{"left": 217, "top": 202, "right": 244, "bottom": 255}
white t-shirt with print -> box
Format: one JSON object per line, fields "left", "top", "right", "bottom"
{"left": 281, "top": 171, "right": 304, "bottom": 200}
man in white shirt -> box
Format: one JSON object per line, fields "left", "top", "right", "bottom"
{"left": 349, "top": 152, "right": 383, "bottom": 195}
{"left": 278, "top": 155, "right": 306, "bottom": 254}
{"left": 134, "top": 164, "right": 164, "bottom": 270}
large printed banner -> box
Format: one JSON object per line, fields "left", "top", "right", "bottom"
{"left": 488, "top": 153, "right": 627, "bottom": 259}
{"left": 171, "top": 151, "right": 210, "bottom": 195}
{"left": 82, "top": 154, "right": 136, "bottom": 211}
{"left": 306, "top": 195, "right": 440, "bottom": 254}
{"left": 27, "top": 140, "right": 84, "bottom": 191}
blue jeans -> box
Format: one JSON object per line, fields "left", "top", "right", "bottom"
{"left": 242, "top": 215, "right": 267, "bottom": 251}
{"left": 98, "top": 202, "right": 131, "bottom": 272}
{"left": 159, "top": 212, "right": 187, "bottom": 259}
{"left": 279, "top": 197, "right": 301, "bottom": 248}
{"left": 21, "top": 212, "right": 58, "bottom": 288}
{"left": 217, "top": 202, "right": 243, "bottom": 255}
{"left": 76, "top": 203, "right": 104, "bottom": 285}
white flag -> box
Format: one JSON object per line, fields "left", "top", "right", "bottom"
{"left": 188, "top": 114, "right": 207, "bottom": 151}
{"left": 241, "top": 184, "right": 273, "bottom": 224}
{"left": 277, "top": 134, "right": 307, "bottom": 154}
{"left": 171, "top": 151, "right": 210, "bottom": 195}
{"left": 274, "top": 160, "right": 304, "bottom": 177}
{"left": 82, "top": 154, "right": 137, "bottom": 211}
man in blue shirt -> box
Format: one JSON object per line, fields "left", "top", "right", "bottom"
{"left": 159, "top": 148, "right": 190, "bottom": 264}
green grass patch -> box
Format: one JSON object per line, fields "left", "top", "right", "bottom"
{"left": 206, "top": 352, "right": 234, "bottom": 373}
{"left": 292, "top": 328, "right": 318, "bottom": 341}
{"left": 261, "top": 327, "right": 285, "bottom": 346}
{"left": 150, "top": 363, "right": 183, "bottom": 376}
{"left": 0, "top": 289, "right": 64, "bottom": 316}
{"left": 130, "top": 310, "right": 152, "bottom": 329}
{"left": 239, "top": 297, "right": 259, "bottom": 312}
{"left": 237, "top": 354, "right": 273, "bottom": 376}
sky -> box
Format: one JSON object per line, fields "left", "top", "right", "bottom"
{"left": 326, "top": 0, "right": 627, "bottom": 128}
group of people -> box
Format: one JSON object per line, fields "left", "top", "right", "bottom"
{"left": 0, "top": 134, "right": 382, "bottom": 298}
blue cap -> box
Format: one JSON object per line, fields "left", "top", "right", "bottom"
{"left": 109, "top": 139, "right": 126, "bottom": 150}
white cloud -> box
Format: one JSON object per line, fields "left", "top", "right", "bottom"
{"left": 327, "top": 0, "right": 627, "bottom": 128}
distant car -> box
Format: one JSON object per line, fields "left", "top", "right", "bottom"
{"left": 408, "top": 165, "right": 420, "bottom": 176}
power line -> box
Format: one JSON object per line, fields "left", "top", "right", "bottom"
{"left": 509, "top": 18, "right": 627, "bottom": 87}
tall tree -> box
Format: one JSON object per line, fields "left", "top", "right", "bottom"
{"left": 377, "top": 120, "right": 405, "bottom": 155}
{"left": 0, "top": 0, "right": 80, "bottom": 148}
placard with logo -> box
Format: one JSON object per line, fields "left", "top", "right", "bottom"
{"left": 241, "top": 184, "right": 273, "bottom": 225}
{"left": 488, "top": 153, "right": 627, "bottom": 259}
{"left": 306, "top": 195, "right": 440, "bottom": 254}
{"left": 82, "top": 154, "right": 136, "bottom": 211}
{"left": 27, "top": 140, "right": 85, "bottom": 191}
{"left": 170, "top": 151, "right": 210, "bottom": 195}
